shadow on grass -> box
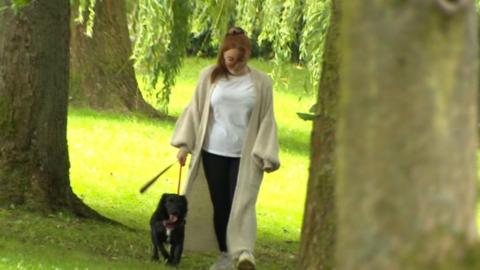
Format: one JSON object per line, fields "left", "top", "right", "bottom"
{"left": 257, "top": 230, "right": 299, "bottom": 269}
{"left": 69, "top": 106, "right": 312, "bottom": 159}
{"left": 68, "top": 106, "right": 178, "bottom": 124}
{"left": 278, "top": 127, "right": 311, "bottom": 157}
{"left": 0, "top": 208, "right": 297, "bottom": 270}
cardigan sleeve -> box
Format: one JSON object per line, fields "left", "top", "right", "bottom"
{"left": 170, "top": 103, "right": 197, "bottom": 153}
{"left": 170, "top": 67, "right": 211, "bottom": 153}
{"left": 251, "top": 77, "right": 281, "bottom": 172}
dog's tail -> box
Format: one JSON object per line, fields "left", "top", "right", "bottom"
{"left": 139, "top": 162, "right": 176, "bottom": 194}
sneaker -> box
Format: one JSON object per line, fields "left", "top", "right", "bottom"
{"left": 236, "top": 251, "right": 255, "bottom": 270}
{"left": 210, "top": 252, "right": 234, "bottom": 270}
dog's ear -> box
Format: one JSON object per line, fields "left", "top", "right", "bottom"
{"left": 158, "top": 194, "right": 168, "bottom": 216}
{"left": 159, "top": 193, "right": 167, "bottom": 206}
{"left": 180, "top": 195, "right": 188, "bottom": 214}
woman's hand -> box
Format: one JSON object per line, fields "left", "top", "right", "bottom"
{"left": 264, "top": 167, "right": 275, "bottom": 173}
{"left": 177, "top": 149, "right": 189, "bottom": 167}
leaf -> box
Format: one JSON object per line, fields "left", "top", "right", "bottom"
{"left": 296, "top": 112, "right": 317, "bottom": 121}
{"left": 11, "top": 0, "right": 29, "bottom": 14}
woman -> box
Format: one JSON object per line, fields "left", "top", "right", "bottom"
{"left": 171, "top": 27, "right": 280, "bottom": 270}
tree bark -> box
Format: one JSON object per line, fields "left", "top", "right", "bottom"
{"left": 297, "top": 1, "right": 340, "bottom": 270}
{"left": 70, "top": 0, "right": 158, "bottom": 116}
{"left": 337, "top": 1, "right": 477, "bottom": 269}
{"left": 0, "top": 0, "right": 106, "bottom": 218}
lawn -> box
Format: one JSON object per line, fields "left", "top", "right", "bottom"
{"left": 0, "top": 58, "right": 316, "bottom": 269}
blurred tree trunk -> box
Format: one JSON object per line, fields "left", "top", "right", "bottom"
{"left": 337, "top": 1, "right": 477, "bottom": 270}
{"left": 70, "top": 0, "right": 158, "bottom": 116}
{"left": 297, "top": 1, "right": 340, "bottom": 269}
{"left": 0, "top": 0, "right": 104, "bottom": 218}
{"left": 478, "top": 11, "right": 480, "bottom": 142}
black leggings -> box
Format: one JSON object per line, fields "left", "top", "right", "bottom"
{"left": 201, "top": 150, "right": 240, "bottom": 252}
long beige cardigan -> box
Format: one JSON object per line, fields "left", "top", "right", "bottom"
{"left": 170, "top": 65, "right": 280, "bottom": 256}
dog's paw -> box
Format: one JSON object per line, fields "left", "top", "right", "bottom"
{"left": 166, "top": 260, "right": 179, "bottom": 267}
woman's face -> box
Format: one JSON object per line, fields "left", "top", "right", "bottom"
{"left": 223, "top": 48, "right": 248, "bottom": 75}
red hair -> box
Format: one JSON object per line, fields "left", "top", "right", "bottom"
{"left": 210, "top": 27, "right": 252, "bottom": 83}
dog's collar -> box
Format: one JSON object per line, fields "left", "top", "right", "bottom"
{"left": 163, "top": 219, "right": 185, "bottom": 229}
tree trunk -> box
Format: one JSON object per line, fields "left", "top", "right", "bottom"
{"left": 337, "top": 1, "right": 477, "bottom": 270}
{"left": 70, "top": 0, "right": 158, "bottom": 116}
{"left": 478, "top": 11, "right": 480, "bottom": 143}
{"left": 0, "top": 0, "right": 105, "bottom": 218}
{"left": 298, "top": 1, "right": 340, "bottom": 270}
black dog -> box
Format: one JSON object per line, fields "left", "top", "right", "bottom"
{"left": 150, "top": 193, "right": 188, "bottom": 266}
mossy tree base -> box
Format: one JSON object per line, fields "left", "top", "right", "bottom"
{"left": 0, "top": 0, "right": 112, "bottom": 223}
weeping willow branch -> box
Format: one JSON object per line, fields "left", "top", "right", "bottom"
{"left": 235, "top": 0, "right": 260, "bottom": 36}
{"left": 191, "top": 0, "right": 236, "bottom": 53}
{"left": 74, "top": 0, "right": 97, "bottom": 37}
{"left": 10, "top": 0, "right": 29, "bottom": 13}
{"left": 300, "top": 0, "right": 331, "bottom": 93}
{"left": 132, "top": 0, "right": 191, "bottom": 114}
{"left": 258, "top": 0, "right": 304, "bottom": 88}
{"left": 71, "top": 0, "right": 331, "bottom": 113}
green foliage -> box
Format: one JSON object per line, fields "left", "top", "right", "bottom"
{"left": 68, "top": 0, "right": 331, "bottom": 113}
{"left": 190, "top": 0, "right": 236, "bottom": 51}
{"left": 11, "top": 0, "right": 29, "bottom": 12}
{"left": 235, "top": 0, "right": 263, "bottom": 39}
{"left": 0, "top": 0, "right": 30, "bottom": 15}
{"left": 300, "top": 0, "right": 331, "bottom": 93}
{"left": 254, "top": 0, "right": 331, "bottom": 94}
{"left": 296, "top": 104, "right": 319, "bottom": 121}
{"left": 258, "top": 0, "right": 304, "bottom": 84}
{"left": 132, "top": 0, "right": 192, "bottom": 114}
{"left": 207, "top": 0, "right": 236, "bottom": 45}
{"left": 189, "top": 1, "right": 210, "bottom": 37}
{"left": 74, "top": 0, "right": 97, "bottom": 37}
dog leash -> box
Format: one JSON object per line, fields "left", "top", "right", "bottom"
{"left": 177, "top": 165, "right": 183, "bottom": 195}
{"left": 139, "top": 161, "right": 184, "bottom": 194}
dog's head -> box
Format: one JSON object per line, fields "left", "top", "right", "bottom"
{"left": 158, "top": 193, "right": 188, "bottom": 224}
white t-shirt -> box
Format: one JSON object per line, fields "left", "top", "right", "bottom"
{"left": 203, "top": 73, "right": 256, "bottom": 157}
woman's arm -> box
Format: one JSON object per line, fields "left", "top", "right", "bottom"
{"left": 251, "top": 76, "right": 280, "bottom": 173}
{"left": 170, "top": 66, "right": 213, "bottom": 153}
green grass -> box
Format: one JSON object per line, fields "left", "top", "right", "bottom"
{"left": 0, "top": 58, "right": 315, "bottom": 269}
